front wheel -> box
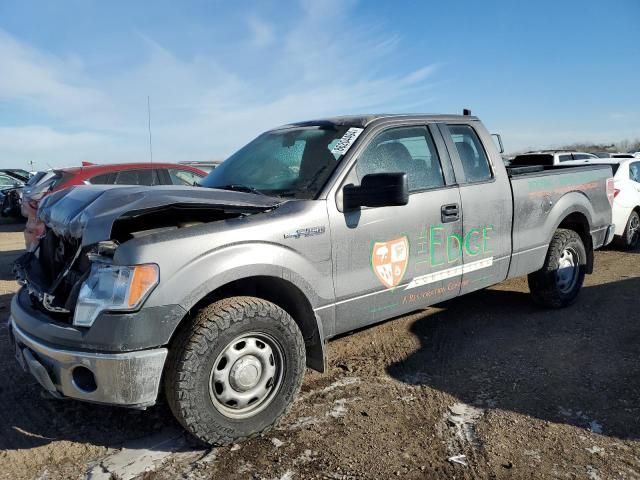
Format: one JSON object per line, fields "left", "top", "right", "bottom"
{"left": 165, "top": 296, "right": 306, "bottom": 445}
{"left": 528, "top": 228, "right": 587, "bottom": 308}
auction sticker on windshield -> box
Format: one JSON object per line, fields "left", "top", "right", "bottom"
{"left": 331, "top": 127, "right": 364, "bottom": 155}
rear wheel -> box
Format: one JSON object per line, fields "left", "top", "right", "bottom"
{"left": 528, "top": 228, "right": 586, "bottom": 308}
{"left": 618, "top": 210, "right": 640, "bottom": 250}
{"left": 165, "top": 296, "right": 306, "bottom": 445}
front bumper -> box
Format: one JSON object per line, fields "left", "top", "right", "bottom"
{"left": 9, "top": 318, "right": 167, "bottom": 408}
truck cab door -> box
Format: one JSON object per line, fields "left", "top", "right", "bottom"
{"left": 438, "top": 122, "right": 513, "bottom": 294}
{"left": 326, "top": 123, "right": 463, "bottom": 335}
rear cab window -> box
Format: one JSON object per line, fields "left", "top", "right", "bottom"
{"left": 446, "top": 124, "right": 493, "bottom": 183}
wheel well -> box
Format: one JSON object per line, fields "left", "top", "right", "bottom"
{"left": 558, "top": 212, "right": 594, "bottom": 273}
{"left": 182, "top": 276, "right": 326, "bottom": 372}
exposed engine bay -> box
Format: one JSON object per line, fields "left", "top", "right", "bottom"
{"left": 14, "top": 184, "right": 281, "bottom": 321}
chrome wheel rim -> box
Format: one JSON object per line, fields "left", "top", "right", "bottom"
{"left": 556, "top": 247, "right": 579, "bottom": 294}
{"left": 209, "top": 332, "right": 284, "bottom": 419}
{"left": 628, "top": 214, "right": 639, "bottom": 246}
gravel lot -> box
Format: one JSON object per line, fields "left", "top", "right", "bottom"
{"left": 0, "top": 217, "right": 638, "bottom": 479}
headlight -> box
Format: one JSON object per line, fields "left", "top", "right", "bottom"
{"left": 73, "top": 263, "right": 159, "bottom": 327}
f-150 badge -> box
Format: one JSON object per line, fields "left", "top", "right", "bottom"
{"left": 372, "top": 236, "right": 408, "bottom": 289}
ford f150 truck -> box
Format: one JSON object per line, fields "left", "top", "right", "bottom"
{"left": 9, "top": 113, "right": 615, "bottom": 445}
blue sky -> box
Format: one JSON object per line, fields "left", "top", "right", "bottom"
{"left": 1, "top": 0, "right": 639, "bottom": 169}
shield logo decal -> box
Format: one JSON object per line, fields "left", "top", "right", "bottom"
{"left": 371, "top": 236, "right": 409, "bottom": 289}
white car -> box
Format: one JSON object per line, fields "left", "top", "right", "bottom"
{"left": 612, "top": 160, "right": 640, "bottom": 248}
{"left": 510, "top": 151, "right": 599, "bottom": 166}
{"left": 562, "top": 158, "right": 640, "bottom": 248}
{"left": 594, "top": 153, "right": 636, "bottom": 160}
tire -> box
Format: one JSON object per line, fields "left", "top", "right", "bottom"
{"left": 528, "top": 228, "right": 587, "bottom": 308}
{"left": 165, "top": 296, "right": 306, "bottom": 446}
{"left": 617, "top": 210, "right": 640, "bottom": 250}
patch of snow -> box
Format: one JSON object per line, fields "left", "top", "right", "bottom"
{"left": 296, "top": 377, "right": 360, "bottom": 402}
{"left": 447, "top": 403, "right": 484, "bottom": 447}
{"left": 85, "top": 428, "right": 200, "bottom": 480}
{"left": 237, "top": 461, "right": 253, "bottom": 474}
{"left": 296, "top": 449, "right": 315, "bottom": 464}
{"left": 523, "top": 449, "right": 541, "bottom": 462}
{"left": 586, "top": 465, "right": 602, "bottom": 480}
{"left": 398, "top": 394, "right": 416, "bottom": 402}
{"left": 329, "top": 399, "right": 348, "bottom": 418}
{"left": 448, "top": 454, "right": 467, "bottom": 466}
{"left": 195, "top": 449, "right": 218, "bottom": 465}
{"left": 589, "top": 420, "right": 603, "bottom": 434}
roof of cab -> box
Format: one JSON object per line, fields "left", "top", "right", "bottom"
{"left": 278, "top": 113, "right": 479, "bottom": 130}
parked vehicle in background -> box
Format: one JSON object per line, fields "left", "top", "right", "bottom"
{"left": 22, "top": 170, "right": 58, "bottom": 216}
{"left": 0, "top": 170, "right": 27, "bottom": 218}
{"left": 510, "top": 151, "right": 599, "bottom": 166}
{"left": 0, "top": 171, "right": 25, "bottom": 187}
{"left": 10, "top": 113, "right": 615, "bottom": 446}
{"left": 179, "top": 160, "right": 222, "bottom": 173}
{"left": 22, "top": 162, "right": 206, "bottom": 249}
{"left": 591, "top": 153, "right": 636, "bottom": 159}
{"left": 564, "top": 158, "right": 640, "bottom": 249}
{"left": 633, "top": 152, "right": 640, "bottom": 159}
{"left": 0, "top": 169, "right": 31, "bottom": 183}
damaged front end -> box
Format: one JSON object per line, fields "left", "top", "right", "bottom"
{"left": 14, "top": 231, "right": 89, "bottom": 318}
{"left": 14, "top": 184, "right": 281, "bottom": 325}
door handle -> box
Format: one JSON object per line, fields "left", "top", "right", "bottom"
{"left": 441, "top": 203, "right": 460, "bottom": 223}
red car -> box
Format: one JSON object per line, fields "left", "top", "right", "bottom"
{"left": 24, "top": 162, "right": 207, "bottom": 250}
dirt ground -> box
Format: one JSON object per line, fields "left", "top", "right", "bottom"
{"left": 0, "top": 217, "right": 638, "bottom": 480}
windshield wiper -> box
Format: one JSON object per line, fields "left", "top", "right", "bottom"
{"left": 214, "top": 184, "right": 266, "bottom": 196}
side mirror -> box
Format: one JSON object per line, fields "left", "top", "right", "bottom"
{"left": 492, "top": 133, "right": 505, "bottom": 154}
{"left": 343, "top": 172, "right": 409, "bottom": 210}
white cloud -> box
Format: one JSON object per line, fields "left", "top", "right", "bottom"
{"left": 0, "top": 30, "right": 110, "bottom": 120}
{"left": 0, "top": 126, "right": 128, "bottom": 170}
{"left": 0, "top": 2, "right": 441, "bottom": 169}
{"left": 246, "top": 16, "right": 275, "bottom": 48}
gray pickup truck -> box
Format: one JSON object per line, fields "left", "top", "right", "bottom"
{"left": 9, "top": 113, "right": 615, "bottom": 445}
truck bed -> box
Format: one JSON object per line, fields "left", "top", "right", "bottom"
{"left": 506, "top": 164, "right": 613, "bottom": 278}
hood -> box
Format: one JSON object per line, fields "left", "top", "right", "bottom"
{"left": 38, "top": 185, "right": 282, "bottom": 246}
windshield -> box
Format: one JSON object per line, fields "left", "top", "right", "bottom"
{"left": 200, "top": 125, "right": 359, "bottom": 199}
{"left": 0, "top": 173, "right": 22, "bottom": 187}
